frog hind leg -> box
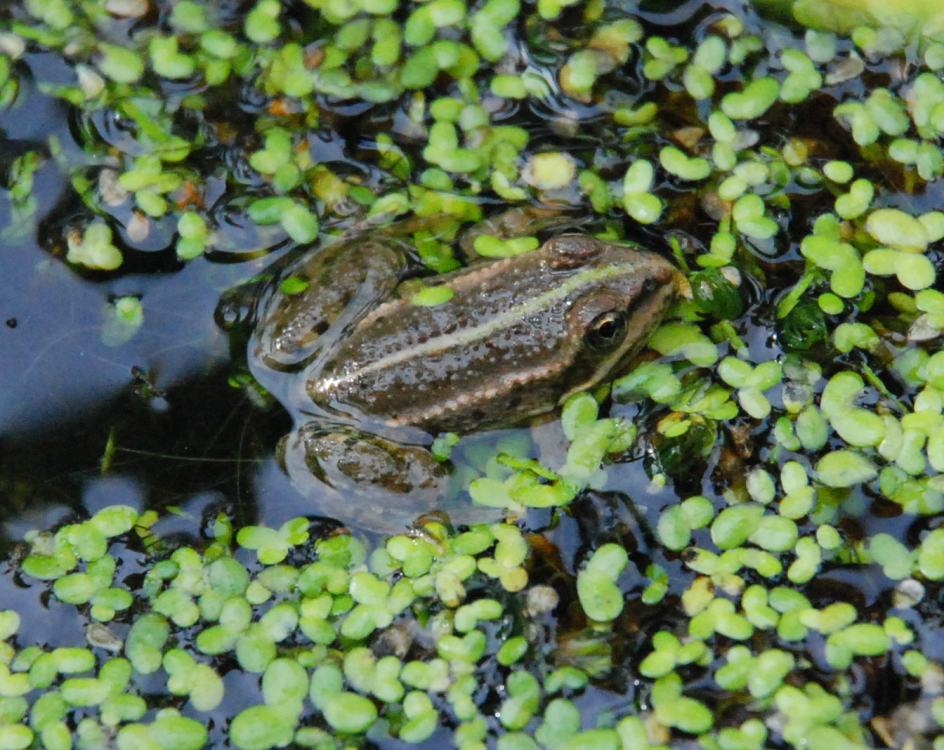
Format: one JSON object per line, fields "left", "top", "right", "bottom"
{"left": 279, "top": 422, "right": 450, "bottom": 532}
{"left": 251, "top": 237, "right": 415, "bottom": 371}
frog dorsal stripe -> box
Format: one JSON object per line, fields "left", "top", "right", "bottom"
{"left": 383, "top": 275, "right": 671, "bottom": 428}
{"left": 309, "top": 259, "right": 650, "bottom": 396}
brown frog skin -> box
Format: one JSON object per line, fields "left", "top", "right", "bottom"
{"left": 239, "top": 226, "right": 679, "bottom": 530}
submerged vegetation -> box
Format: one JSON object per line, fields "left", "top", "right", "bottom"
{"left": 1, "top": 0, "right": 944, "bottom": 748}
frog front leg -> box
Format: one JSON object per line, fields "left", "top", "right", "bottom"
{"left": 279, "top": 422, "right": 451, "bottom": 531}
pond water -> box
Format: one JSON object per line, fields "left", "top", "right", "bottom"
{"left": 1, "top": 0, "right": 943, "bottom": 748}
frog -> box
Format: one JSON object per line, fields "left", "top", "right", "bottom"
{"left": 221, "top": 212, "right": 680, "bottom": 531}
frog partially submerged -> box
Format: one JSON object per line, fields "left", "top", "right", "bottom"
{"left": 224, "top": 215, "right": 679, "bottom": 530}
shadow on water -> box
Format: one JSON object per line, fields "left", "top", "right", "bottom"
{"left": 1, "top": 2, "right": 938, "bottom": 742}
{"left": 0, "top": 362, "right": 295, "bottom": 545}
{"left": 0, "top": 56, "right": 313, "bottom": 543}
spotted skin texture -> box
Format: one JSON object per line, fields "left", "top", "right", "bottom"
{"left": 247, "top": 229, "right": 678, "bottom": 522}
{"left": 253, "top": 237, "right": 412, "bottom": 370}
{"left": 256, "top": 233, "right": 678, "bottom": 431}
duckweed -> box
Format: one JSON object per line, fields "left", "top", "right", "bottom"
{"left": 731, "top": 194, "right": 778, "bottom": 240}
{"left": 101, "top": 296, "right": 144, "bottom": 347}
{"left": 523, "top": 152, "right": 577, "bottom": 191}
{"left": 4, "top": 0, "right": 944, "bottom": 748}
{"left": 643, "top": 37, "right": 689, "bottom": 81}
{"left": 823, "top": 160, "right": 853, "bottom": 183}
{"left": 473, "top": 234, "right": 539, "bottom": 257}
{"left": 721, "top": 77, "right": 780, "bottom": 120}
{"left": 65, "top": 222, "right": 123, "bottom": 271}
{"left": 866, "top": 208, "right": 930, "bottom": 251}
{"left": 816, "top": 450, "right": 878, "bottom": 487}
{"left": 780, "top": 49, "right": 821, "bottom": 102}
{"left": 410, "top": 284, "right": 455, "bottom": 306}
{"left": 863, "top": 247, "right": 936, "bottom": 290}
{"left": 576, "top": 543, "right": 629, "bottom": 622}
{"left": 660, "top": 147, "right": 711, "bottom": 181}
{"left": 717, "top": 356, "right": 782, "bottom": 419}
{"left": 622, "top": 160, "right": 662, "bottom": 224}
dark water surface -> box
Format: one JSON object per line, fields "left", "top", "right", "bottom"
{"left": 1, "top": 0, "right": 939, "bottom": 745}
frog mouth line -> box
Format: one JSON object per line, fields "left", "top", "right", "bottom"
{"left": 308, "top": 259, "right": 659, "bottom": 395}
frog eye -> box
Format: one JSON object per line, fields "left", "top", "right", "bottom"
{"left": 586, "top": 311, "right": 627, "bottom": 352}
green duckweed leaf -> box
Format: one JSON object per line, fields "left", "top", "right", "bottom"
{"left": 816, "top": 450, "right": 877, "bottom": 487}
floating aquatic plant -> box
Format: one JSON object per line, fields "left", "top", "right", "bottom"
{"left": 2, "top": 0, "right": 944, "bottom": 747}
